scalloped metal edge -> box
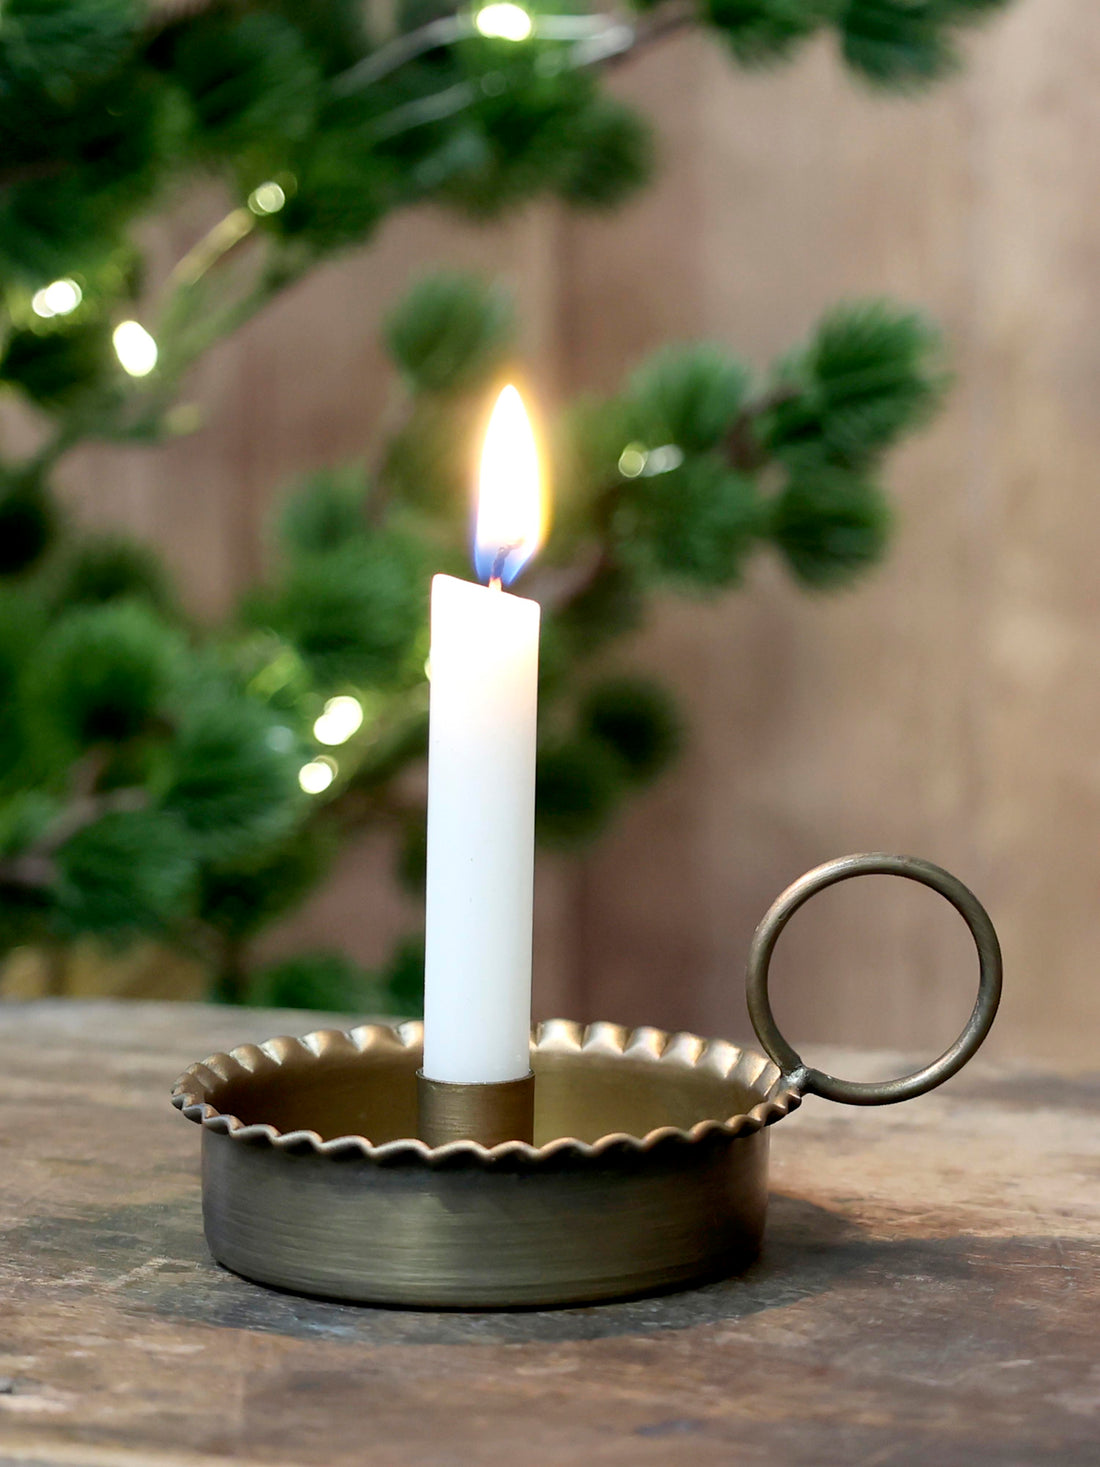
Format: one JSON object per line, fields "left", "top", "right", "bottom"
{"left": 171, "top": 1018, "right": 802, "bottom": 1166}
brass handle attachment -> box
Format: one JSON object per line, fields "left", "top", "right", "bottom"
{"left": 746, "top": 853, "right": 1002, "bottom": 1105}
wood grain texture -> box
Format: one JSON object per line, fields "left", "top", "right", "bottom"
{"left": 0, "top": 1000, "right": 1096, "bottom": 1467}
{"left": 17, "top": 1, "right": 1099, "bottom": 1064}
{"left": 556, "top": 8, "right": 1100, "bottom": 1066}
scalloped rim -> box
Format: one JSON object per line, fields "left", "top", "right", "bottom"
{"left": 171, "top": 1019, "right": 803, "bottom": 1166}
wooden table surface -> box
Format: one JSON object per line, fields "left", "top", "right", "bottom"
{"left": 0, "top": 1001, "right": 1096, "bottom": 1467}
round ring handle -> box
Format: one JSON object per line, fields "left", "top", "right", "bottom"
{"left": 746, "top": 853, "right": 1002, "bottom": 1105}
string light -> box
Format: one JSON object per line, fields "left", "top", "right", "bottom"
{"left": 618, "top": 443, "right": 685, "bottom": 479}
{"left": 113, "top": 321, "right": 158, "bottom": 377}
{"left": 474, "top": 3, "right": 533, "bottom": 41}
{"left": 299, "top": 757, "right": 337, "bottom": 794}
{"left": 642, "top": 444, "right": 684, "bottom": 475}
{"left": 247, "top": 181, "right": 286, "bottom": 215}
{"left": 618, "top": 443, "right": 647, "bottom": 478}
{"left": 31, "top": 278, "right": 82, "bottom": 319}
{"left": 313, "top": 695, "right": 364, "bottom": 746}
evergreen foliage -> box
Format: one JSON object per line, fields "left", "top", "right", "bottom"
{"left": 52, "top": 808, "right": 195, "bottom": 938}
{"left": 535, "top": 737, "right": 624, "bottom": 848}
{"left": 157, "top": 694, "right": 303, "bottom": 861}
{"left": 771, "top": 466, "right": 891, "bottom": 587}
{"left": 248, "top": 949, "right": 382, "bottom": 1013}
{"left": 48, "top": 535, "right": 177, "bottom": 615}
{"left": 625, "top": 345, "right": 752, "bottom": 454}
{"left": 580, "top": 677, "right": 682, "bottom": 785}
{"left": 276, "top": 466, "right": 370, "bottom": 557}
{"left": 620, "top": 458, "right": 763, "bottom": 589}
{"left": 0, "top": 0, "right": 1012, "bottom": 1007}
{"left": 764, "top": 301, "right": 949, "bottom": 468}
{"left": 385, "top": 274, "right": 513, "bottom": 394}
{"left": 246, "top": 534, "right": 426, "bottom": 686}
{"left": 0, "top": 473, "right": 57, "bottom": 576}
{"left": 26, "top": 601, "right": 180, "bottom": 751}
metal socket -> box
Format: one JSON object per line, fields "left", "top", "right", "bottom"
{"left": 417, "top": 1070, "right": 535, "bottom": 1147}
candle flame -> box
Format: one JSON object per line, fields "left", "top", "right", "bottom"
{"left": 474, "top": 385, "right": 544, "bottom": 587}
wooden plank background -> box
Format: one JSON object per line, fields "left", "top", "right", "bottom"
{"left": 28, "top": 0, "right": 1100, "bottom": 1065}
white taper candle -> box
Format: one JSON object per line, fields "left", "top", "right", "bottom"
{"left": 421, "top": 573, "right": 540, "bottom": 1083}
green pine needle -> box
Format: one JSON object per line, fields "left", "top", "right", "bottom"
{"left": 840, "top": 0, "right": 958, "bottom": 90}
{"left": 246, "top": 949, "right": 378, "bottom": 1012}
{"left": 580, "top": 677, "right": 683, "bottom": 785}
{"left": 384, "top": 273, "right": 515, "bottom": 394}
{"left": 771, "top": 465, "right": 891, "bottom": 587}
{"left": 278, "top": 465, "right": 370, "bottom": 556}
{"left": 26, "top": 601, "right": 181, "bottom": 752}
{"left": 158, "top": 693, "right": 303, "bottom": 861}
{"left": 535, "top": 738, "right": 624, "bottom": 849}
{"left": 244, "top": 534, "right": 425, "bottom": 687}
{"left": 197, "top": 826, "right": 336, "bottom": 942}
{"left": 48, "top": 535, "right": 177, "bottom": 616}
{"left": 0, "top": 321, "right": 116, "bottom": 409}
{"left": 0, "top": 472, "right": 59, "bottom": 577}
{"left": 52, "top": 808, "right": 196, "bottom": 937}
{"left": 620, "top": 456, "right": 764, "bottom": 590}
{"left": 704, "top": 0, "right": 828, "bottom": 67}
{"left": 0, "top": 0, "right": 139, "bottom": 89}
{"left": 553, "top": 97, "right": 653, "bottom": 210}
{"left": 0, "top": 0, "right": 1006, "bottom": 994}
{"left": 765, "top": 300, "right": 948, "bottom": 468}
{"left": 626, "top": 345, "right": 753, "bottom": 455}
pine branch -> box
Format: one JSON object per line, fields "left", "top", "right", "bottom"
{"left": 725, "top": 383, "right": 798, "bottom": 472}
{"left": 0, "top": 786, "right": 148, "bottom": 892}
{"left": 334, "top": 15, "right": 472, "bottom": 94}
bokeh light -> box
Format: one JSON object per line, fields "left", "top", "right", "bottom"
{"left": 113, "top": 321, "right": 158, "bottom": 377}
{"left": 32, "top": 278, "right": 82, "bottom": 319}
{"left": 313, "top": 695, "right": 364, "bottom": 746}
{"left": 474, "top": 3, "right": 533, "bottom": 41}
{"left": 299, "top": 757, "right": 337, "bottom": 794}
{"left": 248, "top": 181, "right": 287, "bottom": 215}
{"left": 618, "top": 443, "right": 647, "bottom": 478}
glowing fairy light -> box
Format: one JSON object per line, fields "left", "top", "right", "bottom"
{"left": 312, "top": 695, "right": 364, "bottom": 747}
{"left": 32, "top": 278, "right": 82, "bottom": 318}
{"left": 618, "top": 443, "right": 647, "bottom": 478}
{"left": 617, "top": 442, "right": 685, "bottom": 479}
{"left": 474, "top": 3, "right": 533, "bottom": 41}
{"left": 298, "top": 757, "right": 337, "bottom": 794}
{"left": 113, "top": 321, "right": 158, "bottom": 377}
{"left": 247, "top": 181, "right": 287, "bottom": 215}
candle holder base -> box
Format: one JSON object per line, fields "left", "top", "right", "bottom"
{"left": 173, "top": 1019, "right": 789, "bottom": 1308}
{"left": 172, "top": 854, "right": 1002, "bottom": 1310}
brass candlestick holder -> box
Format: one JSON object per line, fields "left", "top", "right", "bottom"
{"left": 173, "top": 853, "right": 1002, "bottom": 1309}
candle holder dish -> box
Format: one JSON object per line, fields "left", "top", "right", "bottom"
{"left": 172, "top": 853, "right": 1002, "bottom": 1309}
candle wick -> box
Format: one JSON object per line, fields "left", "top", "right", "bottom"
{"left": 488, "top": 542, "right": 519, "bottom": 589}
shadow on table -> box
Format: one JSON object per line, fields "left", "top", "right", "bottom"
{"left": 8, "top": 1189, "right": 1095, "bottom": 1348}
{"left": 0, "top": 1191, "right": 914, "bottom": 1344}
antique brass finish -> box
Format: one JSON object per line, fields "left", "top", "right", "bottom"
{"left": 174, "top": 1021, "right": 796, "bottom": 1307}
{"left": 417, "top": 1071, "right": 535, "bottom": 1146}
{"left": 747, "top": 853, "right": 1003, "bottom": 1105}
{"left": 173, "top": 852, "right": 1003, "bottom": 1309}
